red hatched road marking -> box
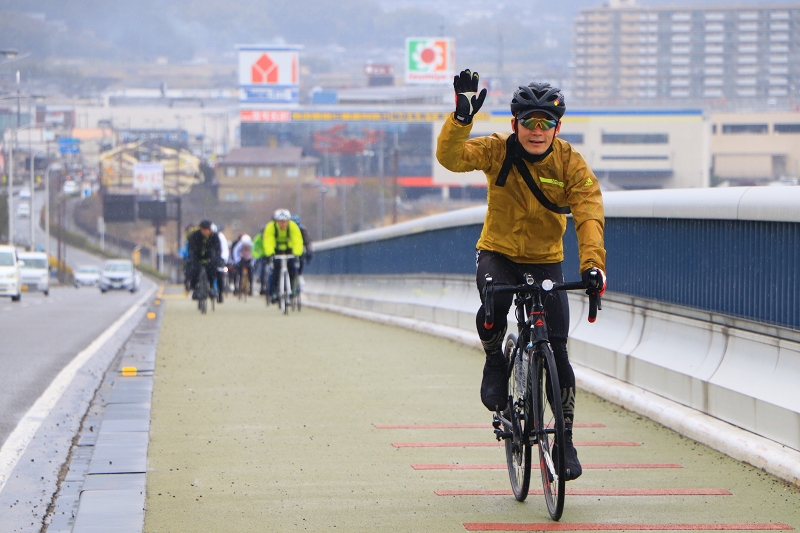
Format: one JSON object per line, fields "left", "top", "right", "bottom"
{"left": 411, "top": 463, "right": 682, "bottom": 470}
{"left": 437, "top": 488, "right": 731, "bottom": 496}
{"left": 374, "top": 423, "right": 605, "bottom": 429}
{"left": 393, "top": 441, "right": 639, "bottom": 448}
{"left": 463, "top": 523, "right": 793, "bottom": 531}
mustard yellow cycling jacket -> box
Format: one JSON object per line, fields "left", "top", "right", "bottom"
{"left": 436, "top": 115, "right": 606, "bottom": 273}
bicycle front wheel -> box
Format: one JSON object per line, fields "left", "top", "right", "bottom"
{"left": 503, "top": 333, "right": 531, "bottom": 501}
{"left": 281, "top": 270, "right": 290, "bottom": 314}
{"left": 532, "top": 342, "right": 566, "bottom": 520}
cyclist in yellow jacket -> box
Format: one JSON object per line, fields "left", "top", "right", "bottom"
{"left": 436, "top": 69, "right": 607, "bottom": 481}
{"left": 263, "top": 209, "right": 304, "bottom": 303}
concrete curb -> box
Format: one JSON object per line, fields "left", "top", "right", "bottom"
{"left": 305, "top": 299, "right": 800, "bottom": 488}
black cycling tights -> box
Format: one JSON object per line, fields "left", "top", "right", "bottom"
{"left": 475, "top": 251, "right": 575, "bottom": 390}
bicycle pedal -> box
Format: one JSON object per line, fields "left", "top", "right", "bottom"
{"left": 494, "top": 429, "right": 513, "bottom": 441}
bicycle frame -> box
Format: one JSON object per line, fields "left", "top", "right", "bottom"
{"left": 485, "top": 273, "right": 599, "bottom": 520}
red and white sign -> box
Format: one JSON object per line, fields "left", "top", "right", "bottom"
{"left": 406, "top": 38, "right": 455, "bottom": 84}
{"left": 240, "top": 110, "right": 292, "bottom": 123}
{"left": 238, "top": 49, "right": 299, "bottom": 87}
{"left": 133, "top": 163, "right": 164, "bottom": 195}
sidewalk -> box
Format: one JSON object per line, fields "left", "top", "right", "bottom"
{"left": 142, "top": 288, "right": 800, "bottom": 532}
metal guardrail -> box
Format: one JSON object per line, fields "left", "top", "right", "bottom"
{"left": 306, "top": 187, "right": 800, "bottom": 331}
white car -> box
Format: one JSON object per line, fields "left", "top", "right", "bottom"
{"left": 19, "top": 187, "right": 31, "bottom": 199}
{"left": 99, "top": 260, "right": 141, "bottom": 293}
{"left": 74, "top": 265, "right": 102, "bottom": 287}
{"left": 0, "top": 245, "right": 22, "bottom": 302}
{"left": 17, "top": 251, "right": 49, "bottom": 296}
{"left": 62, "top": 180, "right": 78, "bottom": 195}
{"left": 16, "top": 202, "right": 30, "bottom": 218}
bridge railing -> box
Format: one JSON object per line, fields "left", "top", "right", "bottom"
{"left": 308, "top": 186, "right": 800, "bottom": 331}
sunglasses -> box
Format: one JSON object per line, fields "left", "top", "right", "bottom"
{"left": 519, "top": 117, "right": 558, "bottom": 131}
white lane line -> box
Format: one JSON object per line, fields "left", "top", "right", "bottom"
{"left": 0, "top": 285, "right": 157, "bottom": 495}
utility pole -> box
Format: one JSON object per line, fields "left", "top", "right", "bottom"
{"left": 377, "top": 139, "right": 385, "bottom": 225}
{"left": 391, "top": 147, "right": 399, "bottom": 225}
{"left": 391, "top": 132, "right": 399, "bottom": 225}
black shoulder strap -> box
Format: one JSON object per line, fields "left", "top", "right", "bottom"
{"left": 494, "top": 135, "right": 516, "bottom": 187}
{"left": 494, "top": 134, "right": 570, "bottom": 215}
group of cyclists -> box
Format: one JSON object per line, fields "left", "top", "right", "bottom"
{"left": 182, "top": 208, "right": 312, "bottom": 305}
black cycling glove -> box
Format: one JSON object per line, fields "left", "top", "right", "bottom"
{"left": 581, "top": 267, "right": 607, "bottom": 296}
{"left": 453, "top": 69, "right": 487, "bottom": 125}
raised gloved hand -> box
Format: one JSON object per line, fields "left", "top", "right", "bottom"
{"left": 582, "top": 267, "right": 606, "bottom": 296}
{"left": 453, "top": 69, "right": 487, "bottom": 125}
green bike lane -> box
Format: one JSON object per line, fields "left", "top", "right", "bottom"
{"left": 144, "top": 290, "right": 800, "bottom": 532}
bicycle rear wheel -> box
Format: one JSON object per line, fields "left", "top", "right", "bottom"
{"left": 290, "top": 274, "right": 301, "bottom": 312}
{"left": 198, "top": 270, "right": 208, "bottom": 315}
{"left": 532, "top": 342, "right": 566, "bottom": 520}
{"left": 503, "top": 333, "right": 531, "bottom": 501}
{"left": 239, "top": 268, "right": 250, "bottom": 302}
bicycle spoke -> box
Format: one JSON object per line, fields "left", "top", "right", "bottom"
{"left": 502, "top": 334, "right": 530, "bottom": 502}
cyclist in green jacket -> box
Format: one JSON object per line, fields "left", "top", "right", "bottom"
{"left": 263, "top": 209, "right": 304, "bottom": 302}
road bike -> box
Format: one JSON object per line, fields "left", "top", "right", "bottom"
{"left": 271, "top": 254, "right": 300, "bottom": 314}
{"left": 484, "top": 272, "right": 600, "bottom": 521}
{"left": 196, "top": 267, "right": 215, "bottom": 314}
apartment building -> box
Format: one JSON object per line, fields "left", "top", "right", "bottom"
{"left": 573, "top": 1, "right": 800, "bottom": 106}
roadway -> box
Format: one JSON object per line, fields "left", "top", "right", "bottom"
{"left": 1, "top": 187, "right": 156, "bottom": 447}
{"left": 141, "top": 292, "right": 800, "bottom": 532}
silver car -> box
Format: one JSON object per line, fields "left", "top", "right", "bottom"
{"left": 74, "top": 265, "right": 102, "bottom": 287}
{"left": 99, "top": 260, "right": 141, "bottom": 293}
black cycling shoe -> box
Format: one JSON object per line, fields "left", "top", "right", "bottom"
{"left": 480, "top": 360, "right": 508, "bottom": 411}
{"left": 560, "top": 432, "right": 582, "bottom": 481}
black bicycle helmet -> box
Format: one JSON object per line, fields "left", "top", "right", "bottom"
{"left": 510, "top": 82, "right": 566, "bottom": 121}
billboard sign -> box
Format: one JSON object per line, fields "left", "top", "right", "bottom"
{"left": 405, "top": 38, "right": 455, "bottom": 84}
{"left": 238, "top": 45, "right": 302, "bottom": 104}
{"left": 133, "top": 162, "right": 164, "bottom": 195}
{"left": 103, "top": 194, "right": 137, "bottom": 223}
{"left": 58, "top": 137, "right": 80, "bottom": 154}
